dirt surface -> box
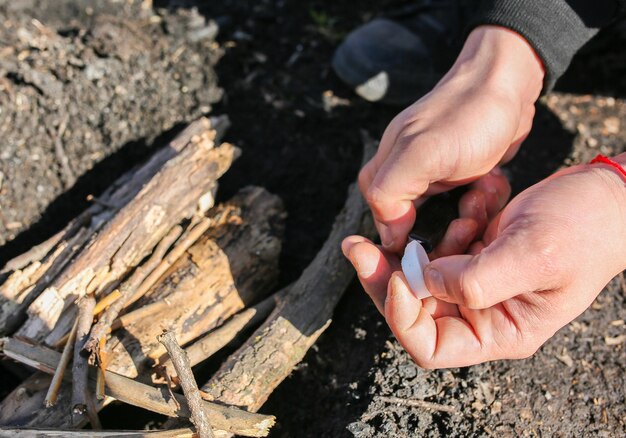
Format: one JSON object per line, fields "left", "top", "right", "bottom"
{"left": 0, "top": 0, "right": 222, "bottom": 253}
{"left": 1, "top": 0, "right": 626, "bottom": 437}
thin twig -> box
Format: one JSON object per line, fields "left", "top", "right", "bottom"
{"left": 94, "top": 290, "right": 123, "bottom": 315}
{"left": 44, "top": 318, "right": 78, "bottom": 407}
{"left": 82, "top": 225, "right": 184, "bottom": 356}
{"left": 158, "top": 331, "right": 215, "bottom": 438}
{"left": 71, "top": 295, "right": 97, "bottom": 428}
{"left": 86, "top": 194, "right": 116, "bottom": 210}
{"left": 376, "top": 396, "right": 457, "bottom": 414}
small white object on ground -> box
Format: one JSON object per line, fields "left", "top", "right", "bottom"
{"left": 401, "top": 240, "right": 432, "bottom": 299}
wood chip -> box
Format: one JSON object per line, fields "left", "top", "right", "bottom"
{"left": 556, "top": 352, "right": 574, "bottom": 368}
{"left": 604, "top": 335, "right": 626, "bottom": 346}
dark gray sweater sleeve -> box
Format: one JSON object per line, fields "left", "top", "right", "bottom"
{"left": 472, "top": 0, "right": 624, "bottom": 90}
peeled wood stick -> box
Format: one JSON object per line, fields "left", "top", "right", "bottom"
{"left": 0, "top": 337, "right": 275, "bottom": 437}
{"left": 93, "top": 290, "right": 122, "bottom": 315}
{"left": 71, "top": 295, "right": 97, "bottom": 428}
{"left": 126, "top": 217, "right": 214, "bottom": 307}
{"left": 44, "top": 318, "right": 78, "bottom": 407}
{"left": 159, "top": 331, "right": 215, "bottom": 438}
{"left": 82, "top": 225, "right": 184, "bottom": 356}
{"left": 160, "top": 294, "right": 277, "bottom": 379}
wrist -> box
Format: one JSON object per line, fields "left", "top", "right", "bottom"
{"left": 587, "top": 153, "right": 626, "bottom": 261}
{"left": 447, "top": 25, "right": 545, "bottom": 110}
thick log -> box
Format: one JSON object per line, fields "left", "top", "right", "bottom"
{"left": 0, "top": 187, "right": 284, "bottom": 428}
{"left": 0, "top": 117, "right": 230, "bottom": 337}
{"left": 197, "top": 136, "right": 376, "bottom": 412}
{"left": 105, "top": 187, "right": 284, "bottom": 378}
{"left": 0, "top": 338, "right": 274, "bottom": 437}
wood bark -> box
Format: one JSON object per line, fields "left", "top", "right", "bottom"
{"left": 0, "top": 187, "right": 284, "bottom": 429}
{"left": 158, "top": 331, "right": 215, "bottom": 438}
{"left": 196, "top": 136, "right": 376, "bottom": 412}
{"left": 0, "top": 337, "right": 274, "bottom": 437}
{"left": 71, "top": 295, "right": 97, "bottom": 428}
{"left": 105, "top": 186, "right": 284, "bottom": 379}
{"left": 0, "top": 117, "right": 230, "bottom": 337}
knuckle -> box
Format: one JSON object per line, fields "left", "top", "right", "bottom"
{"left": 529, "top": 234, "right": 564, "bottom": 280}
{"left": 459, "top": 269, "right": 487, "bottom": 309}
{"left": 364, "top": 185, "right": 386, "bottom": 209}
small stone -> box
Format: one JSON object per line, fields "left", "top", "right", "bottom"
{"left": 490, "top": 401, "right": 502, "bottom": 414}
{"left": 347, "top": 421, "right": 373, "bottom": 437}
{"left": 586, "top": 137, "right": 599, "bottom": 148}
{"left": 605, "top": 335, "right": 626, "bottom": 346}
{"left": 556, "top": 352, "right": 574, "bottom": 368}
{"left": 6, "top": 221, "right": 23, "bottom": 230}
{"left": 354, "top": 327, "right": 367, "bottom": 340}
{"left": 603, "top": 117, "right": 620, "bottom": 135}
{"left": 520, "top": 407, "right": 533, "bottom": 421}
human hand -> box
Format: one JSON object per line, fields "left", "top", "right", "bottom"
{"left": 345, "top": 155, "right": 626, "bottom": 368}
{"left": 360, "top": 25, "right": 544, "bottom": 252}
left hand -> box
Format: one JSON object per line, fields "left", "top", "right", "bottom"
{"left": 343, "top": 155, "right": 626, "bottom": 368}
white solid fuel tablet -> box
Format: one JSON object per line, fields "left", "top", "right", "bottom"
{"left": 401, "top": 240, "right": 432, "bottom": 299}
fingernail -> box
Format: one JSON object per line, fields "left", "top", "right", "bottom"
{"left": 351, "top": 250, "right": 377, "bottom": 278}
{"left": 379, "top": 224, "right": 394, "bottom": 249}
{"left": 424, "top": 266, "right": 445, "bottom": 296}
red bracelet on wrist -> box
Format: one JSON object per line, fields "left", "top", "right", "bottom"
{"left": 589, "top": 154, "right": 626, "bottom": 181}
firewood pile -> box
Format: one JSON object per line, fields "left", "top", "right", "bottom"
{"left": 0, "top": 117, "right": 375, "bottom": 437}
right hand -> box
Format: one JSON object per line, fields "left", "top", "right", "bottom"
{"left": 358, "top": 25, "right": 545, "bottom": 252}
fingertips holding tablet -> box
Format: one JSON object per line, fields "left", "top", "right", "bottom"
{"left": 401, "top": 240, "right": 433, "bottom": 299}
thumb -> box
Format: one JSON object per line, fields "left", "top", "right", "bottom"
{"left": 423, "top": 229, "right": 564, "bottom": 309}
